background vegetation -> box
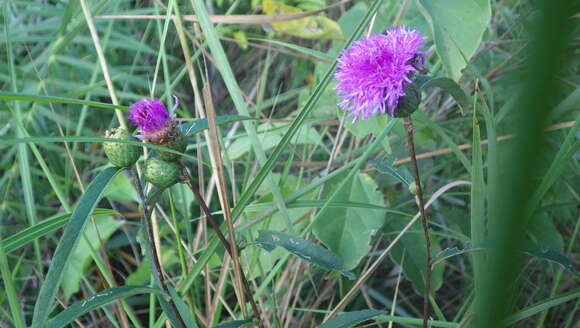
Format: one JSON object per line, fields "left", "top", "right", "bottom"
{"left": 0, "top": 0, "right": 578, "bottom": 327}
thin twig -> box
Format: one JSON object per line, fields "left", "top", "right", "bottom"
{"left": 178, "top": 163, "right": 261, "bottom": 321}
{"left": 404, "top": 117, "right": 431, "bottom": 328}
{"left": 129, "top": 169, "right": 186, "bottom": 328}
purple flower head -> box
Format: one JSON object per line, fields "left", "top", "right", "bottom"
{"left": 334, "top": 26, "right": 427, "bottom": 121}
{"left": 128, "top": 98, "right": 175, "bottom": 142}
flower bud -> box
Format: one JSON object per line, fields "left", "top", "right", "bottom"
{"left": 393, "top": 82, "right": 421, "bottom": 118}
{"left": 144, "top": 157, "right": 181, "bottom": 188}
{"left": 408, "top": 181, "right": 417, "bottom": 195}
{"left": 103, "top": 128, "right": 140, "bottom": 167}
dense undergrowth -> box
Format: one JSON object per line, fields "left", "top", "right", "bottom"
{"left": 0, "top": 0, "right": 578, "bottom": 327}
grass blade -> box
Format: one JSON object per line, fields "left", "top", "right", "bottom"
{"left": 47, "top": 286, "right": 165, "bottom": 328}
{"left": 0, "top": 91, "right": 128, "bottom": 110}
{"left": 31, "top": 167, "right": 123, "bottom": 327}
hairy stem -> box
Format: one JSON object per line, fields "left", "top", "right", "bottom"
{"left": 129, "top": 169, "right": 186, "bottom": 328}
{"left": 179, "top": 162, "right": 261, "bottom": 321}
{"left": 404, "top": 117, "right": 432, "bottom": 328}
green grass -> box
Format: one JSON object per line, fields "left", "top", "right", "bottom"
{"left": 1, "top": 0, "right": 578, "bottom": 327}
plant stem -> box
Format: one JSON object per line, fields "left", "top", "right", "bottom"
{"left": 179, "top": 162, "right": 261, "bottom": 321}
{"left": 129, "top": 169, "right": 186, "bottom": 328}
{"left": 404, "top": 117, "right": 431, "bottom": 328}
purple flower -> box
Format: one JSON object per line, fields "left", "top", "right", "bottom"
{"left": 334, "top": 26, "right": 427, "bottom": 121}
{"left": 128, "top": 98, "right": 175, "bottom": 142}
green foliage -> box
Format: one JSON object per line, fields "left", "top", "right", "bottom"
{"left": 1, "top": 0, "right": 578, "bottom": 327}
{"left": 417, "top": 0, "right": 491, "bottom": 80}
{"left": 255, "top": 230, "right": 355, "bottom": 279}
{"left": 31, "top": 167, "right": 122, "bottom": 327}
{"left": 318, "top": 309, "right": 384, "bottom": 328}
{"left": 313, "top": 173, "right": 386, "bottom": 269}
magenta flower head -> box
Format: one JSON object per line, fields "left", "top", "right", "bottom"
{"left": 334, "top": 26, "right": 427, "bottom": 121}
{"left": 128, "top": 98, "right": 175, "bottom": 143}
{"left": 128, "top": 97, "right": 186, "bottom": 161}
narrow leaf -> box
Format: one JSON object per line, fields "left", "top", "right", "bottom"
{"left": 421, "top": 77, "right": 470, "bottom": 112}
{"left": 255, "top": 230, "right": 355, "bottom": 279}
{"left": 318, "top": 310, "right": 385, "bottom": 328}
{"left": 47, "top": 286, "right": 164, "bottom": 328}
{"left": 0, "top": 91, "right": 127, "bottom": 110}
{"left": 212, "top": 319, "right": 252, "bottom": 328}
{"left": 32, "top": 167, "right": 123, "bottom": 327}
{"left": 3, "top": 209, "right": 117, "bottom": 253}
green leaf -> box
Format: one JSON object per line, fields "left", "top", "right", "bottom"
{"left": 421, "top": 77, "right": 471, "bottom": 112}
{"left": 383, "top": 217, "right": 444, "bottom": 294}
{"left": 368, "top": 156, "right": 413, "bottom": 186}
{"left": 180, "top": 115, "right": 252, "bottom": 137}
{"left": 318, "top": 310, "right": 385, "bottom": 328}
{"left": 212, "top": 319, "right": 252, "bottom": 328}
{"left": 167, "top": 286, "right": 199, "bottom": 328}
{"left": 62, "top": 216, "right": 124, "bottom": 299}
{"left": 432, "top": 245, "right": 579, "bottom": 277}
{"left": 103, "top": 173, "right": 138, "bottom": 203}
{"left": 417, "top": 0, "right": 491, "bottom": 80}
{"left": 250, "top": 38, "right": 335, "bottom": 62}
{"left": 313, "top": 173, "right": 386, "bottom": 269}
{"left": 0, "top": 91, "right": 127, "bottom": 110}
{"left": 32, "top": 167, "right": 123, "bottom": 328}
{"left": 255, "top": 230, "right": 354, "bottom": 279}
{"left": 3, "top": 209, "right": 118, "bottom": 253}
{"left": 126, "top": 247, "right": 179, "bottom": 285}
{"left": 227, "top": 123, "right": 322, "bottom": 160}
{"left": 503, "top": 288, "right": 580, "bottom": 326}
{"left": 47, "top": 286, "right": 165, "bottom": 328}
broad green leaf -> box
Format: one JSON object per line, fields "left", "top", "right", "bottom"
{"left": 103, "top": 172, "right": 138, "bottom": 203}
{"left": 417, "top": 0, "right": 491, "bottom": 80}
{"left": 0, "top": 91, "right": 127, "bottom": 110}
{"left": 421, "top": 77, "right": 471, "bottom": 112}
{"left": 126, "top": 247, "right": 179, "bottom": 285}
{"left": 255, "top": 230, "right": 354, "bottom": 279}
{"left": 368, "top": 155, "right": 413, "bottom": 186}
{"left": 318, "top": 310, "right": 385, "bottom": 328}
{"left": 47, "top": 286, "right": 164, "bottom": 328}
{"left": 227, "top": 122, "right": 322, "bottom": 160}
{"left": 180, "top": 115, "right": 252, "bottom": 137}
{"left": 527, "top": 214, "right": 564, "bottom": 253}
{"left": 383, "top": 216, "right": 444, "bottom": 294}
{"left": 3, "top": 209, "right": 118, "bottom": 253}
{"left": 62, "top": 216, "right": 124, "bottom": 299}
{"left": 32, "top": 167, "right": 123, "bottom": 327}
{"left": 313, "top": 173, "right": 385, "bottom": 269}
{"left": 262, "top": 0, "right": 344, "bottom": 40}
{"left": 212, "top": 319, "right": 252, "bottom": 328}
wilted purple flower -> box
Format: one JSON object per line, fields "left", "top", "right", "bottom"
{"left": 334, "top": 26, "right": 427, "bottom": 121}
{"left": 128, "top": 98, "right": 175, "bottom": 142}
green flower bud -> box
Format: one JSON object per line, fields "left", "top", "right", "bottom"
{"left": 103, "top": 128, "right": 140, "bottom": 168}
{"left": 393, "top": 82, "right": 421, "bottom": 118}
{"left": 408, "top": 182, "right": 417, "bottom": 195}
{"left": 144, "top": 157, "right": 181, "bottom": 188}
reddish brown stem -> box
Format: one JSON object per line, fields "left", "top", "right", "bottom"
{"left": 404, "top": 117, "right": 432, "bottom": 328}
{"left": 179, "top": 163, "right": 261, "bottom": 322}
